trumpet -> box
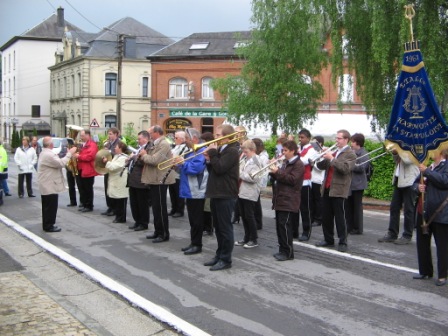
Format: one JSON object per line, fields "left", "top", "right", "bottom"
{"left": 192, "top": 131, "right": 246, "bottom": 151}
{"left": 355, "top": 144, "right": 395, "bottom": 166}
{"left": 309, "top": 143, "right": 338, "bottom": 164}
{"left": 250, "top": 156, "right": 285, "bottom": 179}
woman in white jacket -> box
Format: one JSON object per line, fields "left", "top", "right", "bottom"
{"left": 102, "top": 141, "right": 129, "bottom": 223}
{"left": 14, "top": 136, "right": 37, "bottom": 198}
{"left": 235, "top": 140, "right": 263, "bottom": 249}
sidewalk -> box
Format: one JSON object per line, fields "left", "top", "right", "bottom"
{"left": 0, "top": 222, "right": 179, "bottom": 336}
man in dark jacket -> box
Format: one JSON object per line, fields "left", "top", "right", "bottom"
{"left": 203, "top": 124, "right": 239, "bottom": 271}
{"left": 127, "top": 130, "right": 152, "bottom": 231}
{"left": 270, "top": 140, "right": 304, "bottom": 261}
{"left": 316, "top": 129, "right": 356, "bottom": 252}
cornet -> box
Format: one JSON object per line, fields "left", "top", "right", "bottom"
{"left": 250, "top": 156, "right": 285, "bottom": 179}
{"left": 308, "top": 143, "right": 338, "bottom": 164}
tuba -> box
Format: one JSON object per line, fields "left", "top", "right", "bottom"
{"left": 66, "top": 125, "right": 84, "bottom": 176}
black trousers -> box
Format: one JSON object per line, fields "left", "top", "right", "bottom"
{"left": 299, "top": 185, "right": 313, "bottom": 236}
{"left": 18, "top": 173, "right": 33, "bottom": 196}
{"left": 275, "top": 211, "right": 294, "bottom": 258}
{"left": 388, "top": 185, "right": 417, "bottom": 239}
{"left": 186, "top": 198, "right": 205, "bottom": 247}
{"left": 76, "top": 171, "right": 94, "bottom": 209}
{"left": 111, "top": 197, "right": 127, "bottom": 222}
{"left": 129, "top": 187, "right": 151, "bottom": 227}
{"left": 41, "top": 194, "right": 58, "bottom": 231}
{"left": 416, "top": 213, "right": 448, "bottom": 279}
{"left": 211, "top": 198, "right": 235, "bottom": 263}
{"left": 311, "top": 182, "right": 323, "bottom": 224}
{"left": 254, "top": 195, "right": 263, "bottom": 230}
{"left": 104, "top": 173, "right": 113, "bottom": 211}
{"left": 346, "top": 190, "right": 364, "bottom": 233}
{"left": 321, "top": 189, "right": 348, "bottom": 245}
{"left": 66, "top": 170, "right": 77, "bottom": 205}
{"left": 239, "top": 198, "right": 258, "bottom": 242}
{"left": 168, "top": 178, "right": 185, "bottom": 214}
{"left": 150, "top": 185, "right": 169, "bottom": 239}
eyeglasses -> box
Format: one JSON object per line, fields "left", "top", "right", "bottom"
{"left": 335, "top": 137, "right": 344, "bottom": 140}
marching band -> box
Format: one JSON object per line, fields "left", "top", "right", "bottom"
{"left": 16, "top": 123, "right": 447, "bottom": 285}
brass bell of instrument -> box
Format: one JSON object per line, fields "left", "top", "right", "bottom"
{"left": 94, "top": 149, "right": 112, "bottom": 175}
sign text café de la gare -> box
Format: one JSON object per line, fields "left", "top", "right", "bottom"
{"left": 164, "top": 109, "right": 228, "bottom": 134}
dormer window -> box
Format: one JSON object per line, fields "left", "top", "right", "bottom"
{"left": 190, "top": 42, "right": 209, "bottom": 50}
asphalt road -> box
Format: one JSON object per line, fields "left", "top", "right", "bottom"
{"left": 1, "top": 162, "right": 447, "bottom": 336}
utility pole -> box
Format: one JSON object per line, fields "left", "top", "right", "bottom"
{"left": 116, "top": 34, "right": 124, "bottom": 131}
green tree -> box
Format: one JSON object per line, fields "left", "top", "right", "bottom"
{"left": 328, "top": 0, "right": 448, "bottom": 129}
{"left": 213, "top": 0, "right": 328, "bottom": 134}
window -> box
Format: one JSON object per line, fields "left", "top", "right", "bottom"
{"left": 142, "top": 77, "right": 149, "bottom": 97}
{"left": 78, "top": 73, "right": 82, "bottom": 96}
{"left": 105, "top": 115, "right": 116, "bottom": 128}
{"left": 169, "top": 78, "right": 188, "bottom": 99}
{"left": 32, "top": 105, "right": 41, "bottom": 118}
{"left": 13, "top": 51, "right": 15, "bottom": 70}
{"left": 13, "top": 77, "right": 15, "bottom": 95}
{"left": 342, "top": 35, "right": 349, "bottom": 58}
{"left": 339, "top": 74, "right": 354, "bottom": 103}
{"left": 71, "top": 75, "right": 75, "bottom": 97}
{"left": 190, "top": 42, "right": 209, "bottom": 50}
{"left": 202, "top": 77, "right": 214, "bottom": 99}
{"left": 201, "top": 117, "right": 214, "bottom": 134}
{"left": 105, "top": 73, "right": 117, "bottom": 96}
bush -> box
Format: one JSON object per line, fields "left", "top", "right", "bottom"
{"left": 263, "top": 138, "right": 396, "bottom": 201}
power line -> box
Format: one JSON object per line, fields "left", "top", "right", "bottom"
{"left": 64, "top": 0, "right": 103, "bottom": 32}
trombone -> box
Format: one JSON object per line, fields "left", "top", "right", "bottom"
{"left": 192, "top": 131, "right": 246, "bottom": 151}
{"left": 355, "top": 144, "right": 395, "bottom": 166}
{"left": 157, "top": 149, "right": 194, "bottom": 170}
{"left": 250, "top": 156, "right": 285, "bottom": 179}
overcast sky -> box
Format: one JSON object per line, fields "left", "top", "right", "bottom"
{"left": 0, "top": 0, "right": 254, "bottom": 45}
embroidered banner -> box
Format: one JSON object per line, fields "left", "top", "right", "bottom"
{"left": 385, "top": 49, "right": 448, "bottom": 164}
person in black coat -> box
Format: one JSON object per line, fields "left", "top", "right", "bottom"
{"left": 127, "top": 130, "right": 152, "bottom": 231}
{"left": 203, "top": 124, "right": 239, "bottom": 271}
{"left": 414, "top": 148, "right": 448, "bottom": 286}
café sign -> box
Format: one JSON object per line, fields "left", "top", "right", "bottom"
{"left": 169, "top": 109, "right": 227, "bottom": 117}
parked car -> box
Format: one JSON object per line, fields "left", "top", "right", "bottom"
{"left": 37, "top": 137, "right": 74, "bottom": 158}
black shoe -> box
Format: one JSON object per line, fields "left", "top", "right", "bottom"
{"left": 311, "top": 221, "right": 322, "bottom": 227}
{"left": 28, "top": 194, "right": 36, "bottom": 197}
{"left": 5, "top": 193, "right": 11, "bottom": 196}
{"left": 19, "top": 195, "right": 24, "bottom": 198}
{"left": 44, "top": 226, "right": 61, "bottom": 233}
{"left": 78, "top": 204, "right": 84, "bottom": 208}
{"left": 146, "top": 233, "right": 158, "bottom": 239}
{"left": 168, "top": 210, "right": 175, "bottom": 216}
{"left": 203, "top": 231, "right": 214, "bottom": 236}
{"left": 153, "top": 236, "right": 169, "bottom": 243}
{"left": 181, "top": 244, "right": 193, "bottom": 252}
{"left": 134, "top": 225, "right": 148, "bottom": 231}
{"left": 112, "top": 219, "right": 126, "bottom": 223}
{"left": 128, "top": 223, "right": 138, "bottom": 229}
{"left": 171, "top": 212, "right": 184, "bottom": 218}
{"left": 338, "top": 244, "right": 348, "bottom": 253}
{"left": 273, "top": 252, "right": 294, "bottom": 261}
{"left": 184, "top": 246, "right": 202, "bottom": 255}
{"left": 436, "top": 278, "right": 447, "bottom": 286}
{"left": 413, "top": 274, "right": 432, "bottom": 280}
{"left": 350, "top": 230, "right": 362, "bottom": 235}
{"left": 315, "top": 240, "right": 335, "bottom": 247}
{"left": 298, "top": 233, "right": 310, "bottom": 242}
{"left": 204, "top": 257, "right": 219, "bottom": 267}
{"left": 210, "top": 260, "right": 231, "bottom": 271}
{"left": 378, "top": 232, "right": 397, "bottom": 243}
{"left": 231, "top": 217, "right": 240, "bottom": 224}
{"left": 81, "top": 208, "right": 93, "bottom": 213}
{"left": 67, "top": 203, "right": 77, "bottom": 207}
{"left": 101, "top": 210, "right": 114, "bottom": 216}
{"left": 78, "top": 207, "right": 85, "bottom": 211}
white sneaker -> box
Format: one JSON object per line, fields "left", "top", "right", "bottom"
{"left": 243, "top": 241, "right": 259, "bottom": 249}
{"left": 235, "top": 240, "right": 246, "bottom": 246}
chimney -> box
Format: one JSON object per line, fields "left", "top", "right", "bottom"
{"left": 57, "top": 7, "right": 64, "bottom": 27}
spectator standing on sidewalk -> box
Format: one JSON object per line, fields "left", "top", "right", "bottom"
{"left": 0, "top": 140, "right": 11, "bottom": 197}
{"left": 14, "top": 136, "right": 37, "bottom": 198}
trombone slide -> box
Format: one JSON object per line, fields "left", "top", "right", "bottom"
{"left": 250, "top": 156, "right": 284, "bottom": 179}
